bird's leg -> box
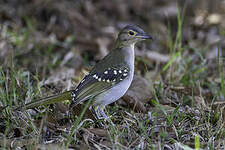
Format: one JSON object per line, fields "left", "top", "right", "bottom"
{"left": 91, "top": 105, "right": 108, "bottom": 120}
{"left": 98, "top": 106, "right": 110, "bottom": 120}
{"left": 90, "top": 105, "right": 100, "bottom": 120}
{"left": 90, "top": 105, "right": 106, "bottom": 127}
{"left": 90, "top": 105, "right": 116, "bottom": 128}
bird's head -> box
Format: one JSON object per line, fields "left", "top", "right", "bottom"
{"left": 116, "top": 24, "right": 152, "bottom": 48}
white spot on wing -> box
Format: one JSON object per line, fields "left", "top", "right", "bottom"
{"left": 119, "top": 70, "right": 122, "bottom": 73}
{"left": 123, "top": 73, "right": 127, "bottom": 76}
{"left": 104, "top": 71, "right": 108, "bottom": 74}
{"left": 93, "top": 74, "right": 98, "bottom": 79}
{"left": 114, "top": 70, "right": 117, "bottom": 75}
{"left": 72, "top": 92, "right": 76, "bottom": 97}
{"left": 107, "top": 79, "right": 110, "bottom": 83}
{"left": 81, "top": 79, "right": 85, "bottom": 83}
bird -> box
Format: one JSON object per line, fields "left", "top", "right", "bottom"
{"left": 69, "top": 24, "right": 152, "bottom": 119}
{"left": 15, "top": 25, "right": 152, "bottom": 120}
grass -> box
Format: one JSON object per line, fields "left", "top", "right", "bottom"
{"left": 65, "top": 98, "right": 92, "bottom": 147}
{"left": 0, "top": 6, "right": 225, "bottom": 150}
{"left": 163, "top": 5, "right": 184, "bottom": 74}
{"left": 217, "top": 46, "right": 225, "bottom": 97}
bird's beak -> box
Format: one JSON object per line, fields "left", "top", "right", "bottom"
{"left": 137, "top": 33, "right": 153, "bottom": 40}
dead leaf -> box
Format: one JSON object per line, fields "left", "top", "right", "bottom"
{"left": 120, "top": 75, "right": 153, "bottom": 113}
{"left": 88, "top": 128, "right": 108, "bottom": 137}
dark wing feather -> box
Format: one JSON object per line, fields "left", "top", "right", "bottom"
{"left": 70, "top": 66, "right": 129, "bottom": 108}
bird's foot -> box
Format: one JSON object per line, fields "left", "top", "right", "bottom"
{"left": 91, "top": 106, "right": 115, "bottom": 128}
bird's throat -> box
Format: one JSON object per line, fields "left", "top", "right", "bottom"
{"left": 121, "top": 44, "right": 135, "bottom": 70}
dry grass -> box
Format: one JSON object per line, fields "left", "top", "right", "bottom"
{"left": 0, "top": 1, "right": 225, "bottom": 149}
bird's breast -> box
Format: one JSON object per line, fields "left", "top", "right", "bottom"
{"left": 93, "top": 45, "right": 135, "bottom": 106}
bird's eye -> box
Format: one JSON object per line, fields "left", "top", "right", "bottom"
{"left": 128, "top": 30, "right": 135, "bottom": 36}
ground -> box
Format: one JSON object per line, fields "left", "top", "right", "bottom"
{"left": 0, "top": 0, "right": 225, "bottom": 149}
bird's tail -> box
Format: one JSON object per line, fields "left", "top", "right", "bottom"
{"left": 15, "top": 90, "right": 72, "bottom": 110}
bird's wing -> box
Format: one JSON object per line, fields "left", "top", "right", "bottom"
{"left": 70, "top": 65, "right": 129, "bottom": 108}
